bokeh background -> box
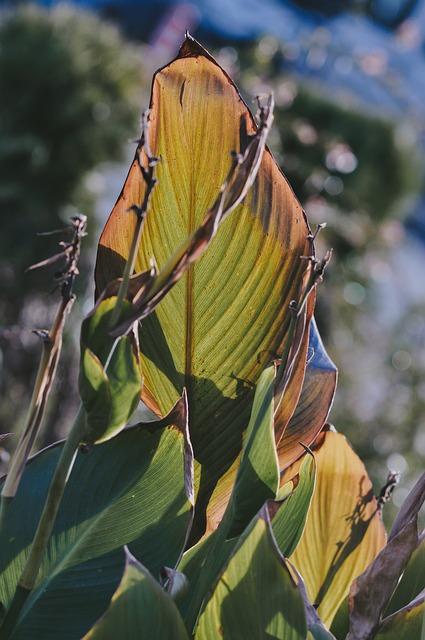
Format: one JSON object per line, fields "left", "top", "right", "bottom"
{"left": 0, "top": 0, "right": 424, "bottom": 524}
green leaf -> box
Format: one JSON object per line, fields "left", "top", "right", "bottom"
{"left": 95, "top": 35, "right": 314, "bottom": 535}
{"left": 83, "top": 548, "right": 189, "bottom": 640}
{"left": 178, "top": 364, "right": 279, "bottom": 628}
{"left": 273, "top": 452, "right": 316, "bottom": 558}
{"left": 81, "top": 296, "right": 127, "bottom": 366}
{"left": 78, "top": 297, "right": 142, "bottom": 444}
{"left": 0, "top": 419, "right": 193, "bottom": 639}
{"left": 228, "top": 363, "right": 279, "bottom": 537}
{"left": 101, "top": 336, "right": 143, "bottom": 443}
{"left": 374, "top": 591, "right": 425, "bottom": 640}
{"left": 329, "top": 597, "right": 349, "bottom": 640}
{"left": 386, "top": 531, "right": 425, "bottom": 617}
{"left": 290, "top": 562, "right": 337, "bottom": 640}
{"left": 194, "top": 506, "right": 308, "bottom": 640}
{"left": 289, "top": 427, "right": 386, "bottom": 628}
{"left": 79, "top": 347, "right": 113, "bottom": 440}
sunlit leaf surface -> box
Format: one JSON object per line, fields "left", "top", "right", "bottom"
{"left": 95, "top": 36, "right": 313, "bottom": 536}
{"left": 84, "top": 549, "right": 189, "bottom": 640}
{"left": 194, "top": 507, "right": 307, "bottom": 639}
{"left": 288, "top": 428, "right": 386, "bottom": 628}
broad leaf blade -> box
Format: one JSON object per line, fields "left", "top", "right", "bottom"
{"left": 194, "top": 506, "right": 308, "bottom": 639}
{"left": 0, "top": 419, "right": 192, "bottom": 639}
{"left": 95, "top": 36, "right": 313, "bottom": 534}
{"left": 84, "top": 549, "right": 189, "bottom": 640}
{"left": 79, "top": 347, "right": 113, "bottom": 439}
{"left": 288, "top": 427, "right": 386, "bottom": 628}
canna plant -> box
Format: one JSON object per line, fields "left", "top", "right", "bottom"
{"left": 0, "top": 35, "right": 424, "bottom": 640}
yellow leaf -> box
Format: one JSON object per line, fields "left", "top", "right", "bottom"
{"left": 96, "top": 36, "right": 313, "bottom": 538}
{"left": 289, "top": 427, "right": 387, "bottom": 627}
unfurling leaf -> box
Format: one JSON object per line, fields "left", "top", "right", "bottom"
{"left": 273, "top": 451, "right": 316, "bottom": 558}
{"left": 177, "top": 364, "right": 279, "bottom": 628}
{"left": 78, "top": 297, "right": 142, "bottom": 444}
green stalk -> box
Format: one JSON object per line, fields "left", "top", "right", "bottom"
{"left": 108, "top": 211, "right": 146, "bottom": 330}
{"left": 0, "top": 406, "right": 85, "bottom": 639}
{"left": 0, "top": 341, "right": 50, "bottom": 530}
{"left": 1, "top": 297, "right": 72, "bottom": 503}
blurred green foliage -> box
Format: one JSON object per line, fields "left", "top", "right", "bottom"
{"left": 0, "top": 3, "right": 143, "bottom": 309}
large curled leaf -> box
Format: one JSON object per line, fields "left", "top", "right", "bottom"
{"left": 95, "top": 35, "right": 314, "bottom": 535}
{"left": 287, "top": 427, "right": 386, "bottom": 628}
{"left": 0, "top": 412, "right": 193, "bottom": 639}
{"left": 84, "top": 549, "right": 189, "bottom": 640}
{"left": 194, "top": 505, "right": 308, "bottom": 640}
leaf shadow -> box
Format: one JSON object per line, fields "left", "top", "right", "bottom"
{"left": 315, "top": 475, "right": 378, "bottom": 607}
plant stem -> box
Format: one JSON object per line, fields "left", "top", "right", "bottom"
{"left": 108, "top": 211, "right": 146, "bottom": 330}
{"left": 0, "top": 215, "right": 86, "bottom": 534}
{"left": 1, "top": 297, "right": 73, "bottom": 504}
{"left": 0, "top": 407, "right": 84, "bottom": 639}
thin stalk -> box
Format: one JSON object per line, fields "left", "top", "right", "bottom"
{"left": 0, "top": 407, "right": 85, "bottom": 640}
{"left": 108, "top": 211, "right": 146, "bottom": 329}
{"left": 274, "top": 225, "right": 331, "bottom": 410}
{"left": 0, "top": 216, "right": 86, "bottom": 538}
{"left": 1, "top": 296, "right": 73, "bottom": 500}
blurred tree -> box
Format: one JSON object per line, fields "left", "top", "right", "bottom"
{"left": 0, "top": 3, "right": 144, "bottom": 459}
